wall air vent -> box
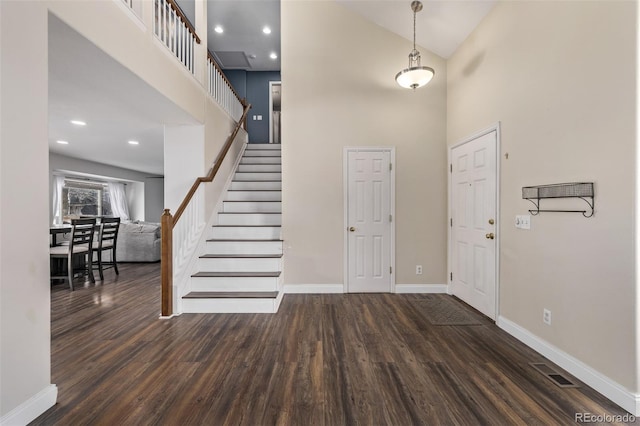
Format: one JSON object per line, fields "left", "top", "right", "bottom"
{"left": 213, "top": 51, "right": 252, "bottom": 69}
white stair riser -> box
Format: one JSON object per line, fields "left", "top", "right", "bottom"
{"left": 205, "top": 240, "right": 282, "bottom": 255}
{"left": 242, "top": 151, "right": 281, "bottom": 158}
{"left": 230, "top": 181, "right": 281, "bottom": 191}
{"left": 234, "top": 172, "right": 281, "bottom": 181}
{"left": 198, "top": 257, "right": 281, "bottom": 272}
{"left": 223, "top": 201, "right": 281, "bottom": 213}
{"left": 190, "top": 276, "right": 279, "bottom": 292}
{"left": 218, "top": 213, "right": 281, "bottom": 226}
{"left": 210, "top": 226, "right": 281, "bottom": 240}
{"left": 240, "top": 157, "right": 281, "bottom": 165}
{"left": 237, "top": 164, "right": 281, "bottom": 172}
{"left": 226, "top": 191, "right": 281, "bottom": 201}
{"left": 182, "top": 298, "right": 277, "bottom": 314}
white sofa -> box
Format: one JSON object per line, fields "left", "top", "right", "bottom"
{"left": 115, "top": 221, "right": 161, "bottom": 262}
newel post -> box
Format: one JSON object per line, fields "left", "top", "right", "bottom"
{"left": 161, "top": 208, "right": 173, "bottom": 317}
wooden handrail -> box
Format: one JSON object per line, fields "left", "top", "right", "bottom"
{"left": 173, "top": 102, "right": 250, "bottom": 223}
{"left": 164, "top": 0, "right": 201, "bottom": 44}
{"left": 207, "top": 51, "right": 244, "bottom": 106}
{"left": 161, "top": 102, "right": 251, "bottom": 316}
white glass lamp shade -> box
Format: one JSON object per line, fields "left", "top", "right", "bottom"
{"left": 395, "top": 66, "right": 435, "bottom": 89}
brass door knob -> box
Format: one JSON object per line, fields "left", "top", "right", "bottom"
{"left": 349, "top": 227, "right": 356, "bottom": 232}
{"left": 485, "top": 233, "right": 495, "bottom": 240}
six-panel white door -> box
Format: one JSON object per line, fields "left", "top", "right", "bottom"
{"left": 346, "top": 150, "right": 392, "bottom": 293}
{"left": 450, "top": 131, "right": 497, "bottom": 319}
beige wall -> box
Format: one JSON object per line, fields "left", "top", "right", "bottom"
{"left": 0, "top": 1, "right": 55, "bottom": 420}
{"left": 448, "top": 1, "right": 637, "bottom": 392}
{"left": 281, "top": 1, "right": 447, "bottom": 287}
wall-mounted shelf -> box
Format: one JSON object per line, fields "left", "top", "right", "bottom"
{"left": 522, "top": 182, "right": 594, "bottom": 217}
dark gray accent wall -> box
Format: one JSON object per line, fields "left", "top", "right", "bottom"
{"left": 223, "top": 70, "right": 281, "bottom": 143}
{"left": 246, "top": 71, "right": 281, "bottom": 143}
{"left": 224, "top": 70, "right": 247, "bottom": 99}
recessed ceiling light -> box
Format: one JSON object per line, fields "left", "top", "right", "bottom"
{"left": 56, "top": 140, "right": 69, "bottom": 145}
{"left": 128, "top": 140, "right": 139, "bottom": 145}
{"left": 70, "top": 120, "right": 86, "bottom": 126}
{"left": 269, "top": 52, "right": 278, "bottom": 60}
{"left": 214, "top": 25, "right": 223, "bottom": 34}
{"left": 262, "top": 26, "right": 271, "bottom": 35}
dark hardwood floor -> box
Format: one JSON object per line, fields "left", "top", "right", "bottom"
{"left": 33, "top": 263, "right": 636, "bottom": 425}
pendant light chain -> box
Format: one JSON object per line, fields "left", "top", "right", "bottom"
{"left": 413, "top": 5, "right": 417, "bottom": 51}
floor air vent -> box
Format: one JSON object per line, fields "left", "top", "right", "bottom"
{"left": 530, "top": 363, "right": 579, "bottom": 388}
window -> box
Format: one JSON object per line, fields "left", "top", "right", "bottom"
{"left": 61, "top": 179, "right": 112, "bottom": 218}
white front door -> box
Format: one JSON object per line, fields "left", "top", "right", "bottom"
{"left": 346, "top": 149, "right": 393, "bottom": 293}
{"left": 450, "top": 130, "right": 498, "bottom": 319}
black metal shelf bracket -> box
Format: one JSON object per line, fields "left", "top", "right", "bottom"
{"left": 522, "top": 182, "right": 594, "bottom": 218}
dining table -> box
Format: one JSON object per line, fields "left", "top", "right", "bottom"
{"left": 50, "top": 224, "right": 72, "bottom": 246}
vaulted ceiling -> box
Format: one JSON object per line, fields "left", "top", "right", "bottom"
{"left": 49, "top": 1, "right": 496, "bottom": 175}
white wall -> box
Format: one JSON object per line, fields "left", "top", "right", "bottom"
{"left": 0, "top": 1, "right": 57, "bottom": 423}
{"left": 164, "top": 125, "right": 205, "bottom": 214}
{"left": 144, "top": 177, "right": 164, "bottom": 222}
{"left": 447, "top": 0, "right": 637, "bottom": 397}
{"left": 281, "top": 1, "right": 447, "bottom": 288}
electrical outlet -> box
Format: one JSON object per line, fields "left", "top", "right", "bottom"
{"left": 543, "top": 308, "right": 552, "bottom": 325}
{"left": 416, "top": 265, "right": 423, "bottom": 275}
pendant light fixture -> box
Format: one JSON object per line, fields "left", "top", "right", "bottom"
{"left": 395, "top": 1, "right": 434, "bottom": 89}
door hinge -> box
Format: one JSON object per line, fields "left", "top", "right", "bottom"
{"left": 450, "top": 218, "right": 453, "bottom": 227}
{"left": 389, "top": 214, "right": 393, "bottom": 222}
{"left": 390, "top": 266, "right": 393, "bottom": 274}
{"left": 389, "top": 163, "right": 393, "bottom": 171}
{"left": 450, "top": 272, "right": 453, "bottom": 281}
{"left": 450, "top": 164, "right": 452, "bottom": 173}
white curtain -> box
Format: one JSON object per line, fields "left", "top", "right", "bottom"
{"left": 108, "top": 182, "right": 130, "bottom": 221}
{"left": 52, "top": 175, "right": 66, "bottom": 225}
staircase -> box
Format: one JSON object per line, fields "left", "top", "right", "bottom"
{"left": 182, "top": 143, "right": 283, "bottom": 313}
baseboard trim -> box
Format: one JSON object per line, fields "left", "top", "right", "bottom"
{"left": 498, "top": 316, "right": 639, "bottom": 416}
{"left": 1, "top": 384, "right": 58, "bottom": 426}
{"left": 395, "top": 284, "right": 448, "bottom": 294}
{"left": 284, "top": 284, "right": 344, "bottom": 294}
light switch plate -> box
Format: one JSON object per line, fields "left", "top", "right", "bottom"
{"left": 515, "top": 214, "right": 531, "bottom": 230}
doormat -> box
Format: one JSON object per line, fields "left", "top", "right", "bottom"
{"left": 416, "top": 296, "right": 483, "bottom": 326}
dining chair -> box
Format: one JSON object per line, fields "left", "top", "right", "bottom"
{"left": 92, "top": 217, "right": 120, "bottom": 280}
{"left": 49, "top": 218, "right": 96, "bottom": 290}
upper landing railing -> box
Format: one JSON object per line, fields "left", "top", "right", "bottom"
{"left": 208, "top": 52, "right": 244, "bottom": 122}
{"left": 153, "top": 0, "right": 200, "bottom": 74}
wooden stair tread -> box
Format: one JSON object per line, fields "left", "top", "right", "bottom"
{"left": 218, "top": 212, "right": 281, "bottom": 215}
{"left": 192, "top": 271, "right": 281, "bottom": 278}
{"left": 200, "top": 254, "right": 283, "bottom": 259}
{"left": 207, "top": 239, "right": 282, "bottom": 242}
{"left": 183, "top": 291, "right": 279, "bottom": 299}
{"left": 212, "top": 225, "right": 281, "bottom": 228}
